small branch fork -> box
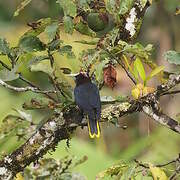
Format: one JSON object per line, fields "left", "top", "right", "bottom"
{"left": 0, "top": 60, "right": 57, "bottom": 102}
{"left": 134, "top": 154, "right": 180, "bottom": 180}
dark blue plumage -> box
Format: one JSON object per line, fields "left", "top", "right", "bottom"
{"left": 74, "top": 73, "right": 101, "bottom": 138}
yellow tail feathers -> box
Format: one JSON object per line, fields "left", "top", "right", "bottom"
{"left": 88, "top": 121, "right": 100, "bottom": 138}
{"left": 96, "top": 121, "right": 100, "bottom": 138}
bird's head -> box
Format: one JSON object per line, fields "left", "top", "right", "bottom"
{"left": 75, "top": 72, "right": 91, "bottom": 86}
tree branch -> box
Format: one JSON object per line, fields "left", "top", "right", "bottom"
{"left": 0, "top": 75, "right": 180, "bottom": 179}
{"left": 134, "top": 154, "right": 180, "bottom": 179}
{"left": 141, "top": 74, "right": 180, "bottom": 134}
{"left": 161, "top": 90, "right": 180, "bottom": 96}
{"left": 0, "top": 79, "right": 57, "bottom": 94}
{"left": 156, "top": 74, "right": 180, "bottom": 96}
{"left": 0, "top": 60, "right": 57, "bottom": 102}
{"left": 134, "top": 154, "right": 179, "bottom": 168}
{"left": 0, "top": 102, "right": 136, "bottom": 179}
{"left": 142, "top": 105, "right": 180, "bottom": 133}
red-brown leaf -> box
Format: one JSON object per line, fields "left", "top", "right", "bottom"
{"left": 103, "top": 65, "right": 117, "bottom": 88}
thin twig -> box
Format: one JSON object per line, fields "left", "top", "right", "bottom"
{"left": 0, "top": 60, "right": 58, "bottom": 102}
{"left": 117, "top": 60, "right": 137, "bottom": 85}
{"left": 156, "top": 160, "right": 177, "bottom": 168}
{"left": 161, "top": 90, "right": 180, "bottom": 96}
{"left": 170, "top": 165, "right": 180, "bottom": 180}
{"left": 48, "top": 76, "right": 67, "bottom": 98}
{"left": 106, "top": 50, "right": 137, "bottom": 85}
{"left": 135, "top": 156, "right": 178, "bottom": 169}
{"left": 0, "top": 79, "right": 57, "bottom": 94}
{"left": 47, "top": 49, "right": 54, "bottom": 68}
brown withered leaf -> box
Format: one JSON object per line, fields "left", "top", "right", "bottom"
{"left": 103, "top": 64, "right": 117, "bottom": 88}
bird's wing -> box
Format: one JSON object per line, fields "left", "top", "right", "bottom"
{"left": 74, "top": 83, "right": 101, "bottom": 109}
{"left": 88, "top": 83, "right": 101, "bottom": 109}
{"left": 74, "top": 85, "right": 90, "bottom": 110}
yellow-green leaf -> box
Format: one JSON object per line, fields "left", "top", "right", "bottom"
{"left": 0, "top": 38, "right": 11, "bottom": 55}
{"left": 30, "top": 61, "right": 53, "bottom": 76}
{"left": 131, "top": 87, "right": 140, "bottom": 99}
{"left": 149, "top": 164, "right": 168, "bottom": 180}
{"left": 134, "top": 57, "right": 146, "bottom": 83}
{"left": 133, "top": 62, "right": 139, "bottom": 82}
{"left": 146, "top": 66, "right": 164, "bottom": 81}
{"left": 123, "top": 55, "right": 134, "bottom": 76}
{"left": 57, "top": 0, "right": 77, "bottom": 17}
{"left": 15, "top": 172, "right": 24, "bottom": 180}
{"left": 64, "top": 16, "right": 74, "bottom": 34}
{"left": 164, "top": 50, "right": 180, "bottom": 65}
{"left": 45, "top": 22, "right": 59, "bottom": 42}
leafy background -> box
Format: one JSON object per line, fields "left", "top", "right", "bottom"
{"left": 0, "top": 0, "right": 180, "bottom": 179}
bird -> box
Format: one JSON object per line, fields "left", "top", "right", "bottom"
{"left": 74, "top": 72, "right": 101, "bottom": 138}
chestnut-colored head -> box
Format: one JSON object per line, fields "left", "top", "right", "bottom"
{"left": 75, "top": 73, "right": 91, "bottom": 86}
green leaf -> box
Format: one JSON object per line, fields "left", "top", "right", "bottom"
{"left": 164, "top": 50, "right": 180, "bottom": 65}
{"left": 10, "top": 47, "right": 23, "bottom": 61}
{"left": 23, "top": 97, "right": 55, "bottom": 110}
{"left": 78, "top": 0, "right": 90, "bottom": 10}
{"left": 95, "top": 59, "right": 109, "bottom": 83}
{"left": 119, "top": 0, "right": 133, "bottom": 15}
{"left": 144, "top": 43, "right": 153, "bottom": 52}
{"left": 30, "top": 61, "right": 53, "bottom": 76}
{"left": 13, "top": 109, "right": 32, "bottom": 122}
{"left": 0, "top": 68, "right": 19, "bottom": 82}
{"left": 45, "top": 22, "right": 59, "bottom": 42}
{"left": 117, "top": 41, "right": 152, "bottom": 60}
{"left": 134, "top": 58, "right": 146, "bottom": 82}
{"left": 105, "top": 0, "right": 116, "bottom": 14}
{"left": 64, "top": 16, "right": 74, "bottom": 34}
{"left": 14, "top": 0, "right": 32, "bottom": 17}
{"left": 121, "top": 164, "right": 136, "bottom": 179}
{"left": 28, "top": 55, "right": 49, "bottom": 67}
{"left": 149, "top": 164, "right": 168, "bottom": 180}
{"left": 19, "top": 35, "right": 45, "bottom": 52}
{"left": 123, "top": 55, "right": 136, "bottom": 79}
{"left": 47, "top": 39, "right": 62, "bottom": 51}
{"left": 87, "top": 13, "right": 108, "bottom": 32}
{"left": 59, "top": 45, "right": 75, "bottom": 59}
{"left": 0, "top": 115, "right": 20, "bottom": 139}
{"left": 0, "top": 38, "right": 11, "bottom": 55}
{"left": 24, "top": 18, "right": 52, "bottom": 37}
{"left": 133, "top": 61, "right": 139, "bottom": 82}
{"left": 146, "top": 66, "right": 164, "bottom": 81}
{"left": 97, "top": 163, "right": 128, "bottom": 179}
{"left": 75, "top": 21, "right": 96, "bottom": 37}
{"left": 74, "top": 40, "right": 97, "bottom": 45}
{"left": 57, "top": 0, "right": 77, "bottom": 17}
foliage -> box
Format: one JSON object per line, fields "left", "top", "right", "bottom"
{"left": 164, "top": 50, "right": 180, "bottom": 65}
{"left": 0, "top": 110, "right": 35, "bottom": 141}
{"left": 97, "top": 161, "right": 172, "bottom": 180}
{"left": 0, "top": 0, "right": 179, "bottom": 179}
{"left": 20, "top": 156, "right": 87, "bottom": 180}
